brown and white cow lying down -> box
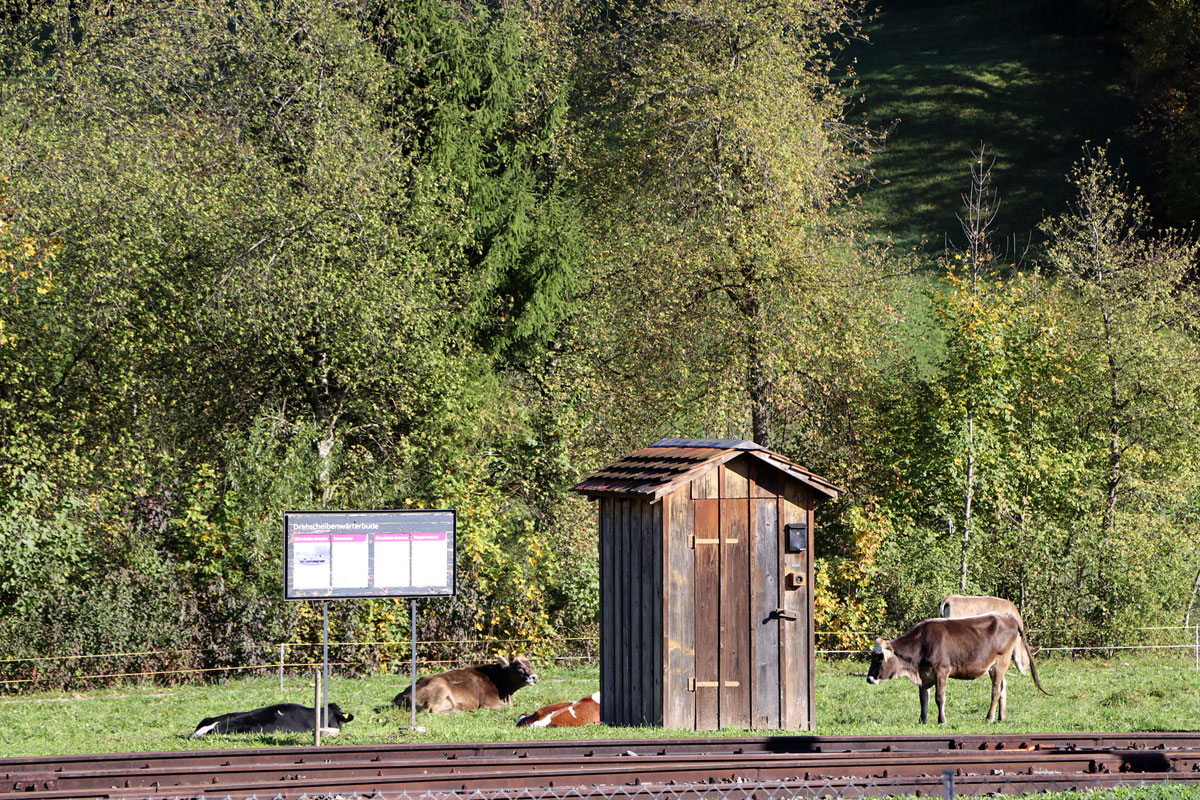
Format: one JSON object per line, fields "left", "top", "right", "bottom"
{"left": 940, "top": 594, "right": 1038, "bottom": 674}
{"left": 867, "top": 613, "right": 1048, "bottom": 724}
{"left": 395, "top": 655, "right": 538, "bottom": 713}
{"left": 516, "top": 692, "right": 600, "bottom": 728}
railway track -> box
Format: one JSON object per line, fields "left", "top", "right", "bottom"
{"left": 4, "top": 732, "right": 1199, "bottom": 800}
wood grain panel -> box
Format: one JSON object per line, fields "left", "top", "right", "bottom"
{"left": 692, "top": 470, "right": 718, "bottom": 500}
{"left": 805, "top": 494, "right": 816, "bottom": 729}
{"left": 719, "top": 498, "right": 750, "bottom": 729}
{"left": 693, "top": 498, "right": 720, "bottom": 731}
{"left": 781, "top": 481, "right": 809, "bottom": 731}
{"left": 752, "top": 497, "right": 781, "bottom": 728}
{"left": 664, "top": 488, "right": 695, "bottom": 729}
{"left": 753, "top": 462, "right": 780, "bottom": 498}
{"left": 724, "top": 457, "right": 750, "bottom": 498}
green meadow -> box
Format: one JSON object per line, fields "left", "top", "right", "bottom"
{"left": 2, "top": 656, "right": 1197, "bottom": 758}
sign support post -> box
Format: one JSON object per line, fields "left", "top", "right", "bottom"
{"left": 322, "top": 600, "right": 330, "bottom": 730}
{"left": 411, "top": 598, "right": 418, "bottom": 729}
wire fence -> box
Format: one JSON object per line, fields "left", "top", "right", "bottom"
{"left": 132, "top": 773, "right": 1200, "bottom": 800}
{"left": 5, "top": 625, "right": 1200, "bottom": 694}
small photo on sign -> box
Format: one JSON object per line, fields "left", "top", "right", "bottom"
{"left": 293, "top": 534, "right": 331, "bottom": 590}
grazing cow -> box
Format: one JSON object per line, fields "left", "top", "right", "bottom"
{"left": 867, "top": 613, "right": 1048, "bottom": 724}
{"left": 191, "top": 702, "right": 353, "bottom": 737}
{"left": 940, "top": 594, "right": 1038, "bottom": 674}
{"left": 516, "top": 692, "right": 601, "bottom": 728}
{"left": 395, "top": 655, "right": 539, "bottom": 713}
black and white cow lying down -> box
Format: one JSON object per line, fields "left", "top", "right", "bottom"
{"left": 191, "top": 702, "right": 353, "bottom": 737}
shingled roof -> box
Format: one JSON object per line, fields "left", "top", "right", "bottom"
{"left": 571, "top": 438, "right": 840, "bottom": 501}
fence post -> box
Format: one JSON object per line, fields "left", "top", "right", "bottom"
{"left": 942, "top": 769, "right": 955, "bottom": 800}
{"left": 279, "top": 644, "right": 285, "bottom": 690}
{"left": 1194, "top": 625, "right": 1198, "bottom": 671}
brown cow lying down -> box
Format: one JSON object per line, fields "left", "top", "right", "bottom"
{"left": 940, "top": 594, "right": 1039, "bottom": 674}
{"left": 867, "top": 613, "right": 1048, "bottom": 724}
{"left": 395, "top": 655, "right": 538, "bottom": 713}
{"left": 516, "top": 692, "right": 600, "bottom": 728}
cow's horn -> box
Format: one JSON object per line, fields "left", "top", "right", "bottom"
{"left": 496, "top": 655, "right": 510, "bottom": 667}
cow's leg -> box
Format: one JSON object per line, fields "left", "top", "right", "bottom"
{"left": 935, "top": 673, "right": 948, "bottom": 724}
{"left": 919, "top": 683, "right": 930, "bottom": 724}
{"left": 988, "top": 653, "right": 1012, "bottom": 722}
{"left": 986, "top": 672, "right": 1001, "bottom": 722}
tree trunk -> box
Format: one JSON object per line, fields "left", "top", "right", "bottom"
{"left": 746, "top": 293, "right": 772, "bottom": 448}
{"left": 316, "top": 425, "right": 337, "bottom": 506}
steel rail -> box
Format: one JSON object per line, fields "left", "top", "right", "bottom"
{"left": 4, "top": 732, "right": 1199, "bottom": 800}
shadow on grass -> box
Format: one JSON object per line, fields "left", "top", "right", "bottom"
{"left": 848, "top": 0, "right": 1135, "bottom": 256}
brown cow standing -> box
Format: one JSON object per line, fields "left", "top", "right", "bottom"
{"left": 394, "top": 655, "right": 539, "bottom": 713}
{"left": 516, "top": 692, "right": 600, "bottom": 728}
{"left": 940, "top": 594, "right": 1037, "bottom": 674}
{"left": 867, "top": 613, "right": 1048, "bottom": 724}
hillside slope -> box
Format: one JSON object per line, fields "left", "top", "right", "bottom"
{"left": 850, "top": 0, "right": 1133, "bottom": 255}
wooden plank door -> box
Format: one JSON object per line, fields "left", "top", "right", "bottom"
{"left": 751, "top": 496, "right": 781, "bottom": 728}
{"left": 780, "top": 482, "right": 812, "bottom": 730}
{"left": 693, "top": 498, "right": 720, "bottom": 730}
{"left": 719, "top": 498, "right": 751, "bottom": 729}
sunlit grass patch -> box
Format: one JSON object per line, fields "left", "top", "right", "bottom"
{"left": 2, "top": 654, "right": 1200, "bottom": 757}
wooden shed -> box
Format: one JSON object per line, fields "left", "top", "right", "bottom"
{"left": 572, "top": 438, "right": 839, "bottom": 731}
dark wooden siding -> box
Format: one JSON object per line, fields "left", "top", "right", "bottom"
{"left": 599, "top": 498, "right": 615, "bottom": 724}
{"left": 599, "top": 496, "right": 664, "bottom": 726}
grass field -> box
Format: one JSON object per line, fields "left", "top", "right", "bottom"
{"left": 848, "top": 0, "right": 1134, "bottom": 254}
{"left": 2, "top": 655, "right": 1198, "bottom": 758}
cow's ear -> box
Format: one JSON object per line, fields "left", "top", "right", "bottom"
{"left": 496, "top": 655, "right": 510, "bottom": 667}
{"left": 880, "top": 641, "right": 894, "bottom": 661}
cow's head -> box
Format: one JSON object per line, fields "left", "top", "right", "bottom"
{"left": 323, "top": 702, "right": 354, "bottom": 728}
{"left": 497, "top": 654, "right": 539, "bottom": 687}
{"left": 866, "top": 638, "right": 898, "bottom": 685}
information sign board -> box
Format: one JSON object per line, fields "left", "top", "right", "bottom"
{"left": 283, "top": 510, "right": 456, "bottom": 599}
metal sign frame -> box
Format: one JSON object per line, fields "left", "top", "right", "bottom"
{"left": 282, "top": 509, "right": 457, "bottom": 735}
{"left": 283, "top": 509, "right": 457, "bottom": 600}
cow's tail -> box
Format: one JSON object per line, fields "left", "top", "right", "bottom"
{"left": 1019, "top": 624, "right": 1051, "bottom": 695}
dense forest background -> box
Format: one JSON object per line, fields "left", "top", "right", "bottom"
{"left": 4, "top": 0, "right": 1200, "bottom": 690}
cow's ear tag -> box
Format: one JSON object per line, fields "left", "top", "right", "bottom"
{"left": 876, "top": 639, "right": 894, "bottom": 661}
